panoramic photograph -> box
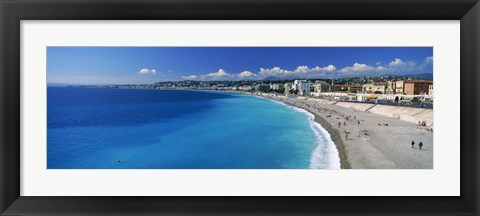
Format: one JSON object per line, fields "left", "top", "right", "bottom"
{"left": 47, "top": 47, "right": 433, "bottom": 169}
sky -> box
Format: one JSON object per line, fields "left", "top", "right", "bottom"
{"left": 47, "top": 47, "right": 433, "bottom": 84}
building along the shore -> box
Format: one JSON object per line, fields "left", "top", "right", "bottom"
{"left": 395, "top": 80, "right": 432, "bottom": 95}
{"left": 284, "top": 82, "right": 292, "bottom": 94}
{"left": 403, "top": 80, "right": 432, "bottom": 95}
{"left": 395, "top": 80, "right": 405, "bottom": 94}
{"left": 348, "top": 85, "right": 363, "bottom": 93}
{"left": 270, "top": 83, "right": 285, "bottom": 92}
{"left": 330, "top": 84, "right": 348, "bottom": 92}
{"left": 311, "top": 80, "right": 330, "bottom": 96}
{"left": 384, "top": 81, "right": 396, "bottom": 94}
{"left": 256, "top": 84, "right": 270, "bottom": 92}
{"left": 294, "top": 80, "right": 311, "bottom": 96}
{"left": 363, "top": 83, "right": 386, "bottom": 94}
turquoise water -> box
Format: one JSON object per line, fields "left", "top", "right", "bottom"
{"left": 47, "top": 87, "right": 340, "bottom": 169}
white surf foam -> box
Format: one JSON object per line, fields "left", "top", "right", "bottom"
{"left": 259, "top": 98, "right": 341, "bottom": 169}
{"left": 286, "top": 106, "right": 341, "bottom": 169}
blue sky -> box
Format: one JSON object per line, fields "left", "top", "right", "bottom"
{"left": 47, "top": 47, "right": 433, "bottom": 84}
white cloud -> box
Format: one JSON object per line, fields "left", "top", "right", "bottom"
{"left": 184, "top": 69, "right": 235, "bottom": 81}
{"left": 294, "top": 65, "right": 309, "bottom": 73}
{"left": 181, "top": 75, "right": 197, "bottom": 80}
{"left": 388, "top": 58, "right": 403, "bottom": 67}
{"left": 388, "top": 58, "right": 416, "bottom": 69}
{"left": 238, "top": 71, "right": 257, "bottom": 78}
{"left": 258, "top": 65, "right": 336, "bottom": 78}
{"left": 139, "top": 68, "right": 150, "bottom": 75}
{"left": 417, "top": 56, "right": 433, "bottom": 71}
{"left": 258, "top": 67, "right": 290, "bottom": 77}
{"left": 318, "top": 65, "right": 336, "bottom": 72}
{"left": 138, "top": 68, "right": 158, "bottom": 75}
{"left": 207, "top": 69, "right": 230, "bottom": 78}
{"left": 180, "top": 57, "right": 432, "bottom": 80}
{"left": 182, "top": 69, "right": 259, "bottom": 81}
{"left": 424, "top": 56, "right": 433, "bottom": 64}
{"left": 339, "top": 63, "right": 379, "bottom": 74}
{"left": 338, "top": 57, "right": 430, "bottom": 76}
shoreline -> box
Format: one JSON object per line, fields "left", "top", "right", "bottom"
{"left": 280, "top": 100, "right": 350, "bottom": 169}
{"left": 65, "top": 87, "right": 431, "bottom": 168}
{"left": 244, "top": 93, "right": 347, "bottom": 168}
{"left": 257, "top": 94, "right": 433, "bottom": 169}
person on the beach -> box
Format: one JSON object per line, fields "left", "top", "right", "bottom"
{"left": 338, "top": 122, "right": 341, "bottom": 128}
{"left": 358, "top": 120, "right": 360, "bottom": 125}
{"left": 419, "top": 142, "right": 423, "bottom": 150}
{"left": 411, "top": 141, "right": 415, "bottom": 148}
{"left": 344, "top": 131, "right": 349, "bottom": 140}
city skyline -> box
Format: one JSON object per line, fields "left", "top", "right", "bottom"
{"left": 47, "top": 47, "right": 433, "bottom": 85}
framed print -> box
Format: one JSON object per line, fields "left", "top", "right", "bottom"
{"left": 1, "top": 0, "right": 479, "bottom": 215}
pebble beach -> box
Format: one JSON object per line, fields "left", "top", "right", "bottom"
{"left": 265, "top": 95, "right": 433, "bottom": 169}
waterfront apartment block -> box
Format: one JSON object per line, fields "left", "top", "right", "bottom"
{"left": 329, "top": 84, "right": 362, "bottom": 93}
{"left": 311, "top": 81, "right": 330, "bottom": 96}
{"left": 284, "top": 82, "right": 292, "bottom": 94}
{"left": 363, "top": 83, "right": 386, "bottom": 94}
{"left": 271, "top": 83, "right": 285, "bottom": 91}
{"left": 294, "top": 80, "right": 311, "bottom": 96}
{"left": 256, "top": 84, "right": 270, "bottom": 92}
{"left": 395, "top": 80, "right": 405, "bottom": 94}
{"left": 403, "top": 80, "right": 433, "bottom": 95}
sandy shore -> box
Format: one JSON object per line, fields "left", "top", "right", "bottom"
{"left": 261, "top": 95, "right": 433, "bottom": 169}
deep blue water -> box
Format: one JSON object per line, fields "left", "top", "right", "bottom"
{"left": 47, "top": 87, "right": 340, "bottom": 169}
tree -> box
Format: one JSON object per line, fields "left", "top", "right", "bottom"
{"left": 289, "top": 89, "right": 299, "bottom": 94}
{"left": 411, "top": 97, "right": 420, "bottom": 103}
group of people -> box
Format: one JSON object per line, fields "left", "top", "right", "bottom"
{"left": 411, "top": 141, "right": 424, "bottom": 150}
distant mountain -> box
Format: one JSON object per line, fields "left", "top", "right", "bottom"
{"left": 406, "top": 73, "right": 433, "bottom": 80}
{"left": 262, "top": 73, "right": 433, "bottom": 81}
{"left": 47, "top": 82, "right": 76, "bottom": 87}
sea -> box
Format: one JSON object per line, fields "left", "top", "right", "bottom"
{"left": 47, "top": 87, "right": 340, "bottom": 169}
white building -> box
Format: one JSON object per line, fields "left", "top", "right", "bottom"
{"left": 363, "top": 83, "right": 386, "bottom": 94}
{"left": 284, "top": 82, "right": 292, "bottom": 93}
{"left": 294, "top": 79, "right": 311, "bottom": 96}
{"left": 239, "top": 85, "right": 252, "bottom": 91}
{"left": 271, "top": 83, "right": 285, "bottom": 91}
{"left": 311, "top": 80, "right": 330, "bottom": 96}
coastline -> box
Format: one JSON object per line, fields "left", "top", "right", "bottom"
{"left": 280, "top": 100, "right": 350, "bottom": 169}
{"left": 60, "top": 87, "right": 432, "bottom": 169}
{"left": 256, "top": 93, "right": 433, "bottom": 169}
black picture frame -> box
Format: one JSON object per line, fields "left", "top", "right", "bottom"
{"left": 1, "top": 0, "right": 479, "bottom": 215}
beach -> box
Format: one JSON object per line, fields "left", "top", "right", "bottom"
{"left": 259, "top": 94, "right": 433, "bottom": 169}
